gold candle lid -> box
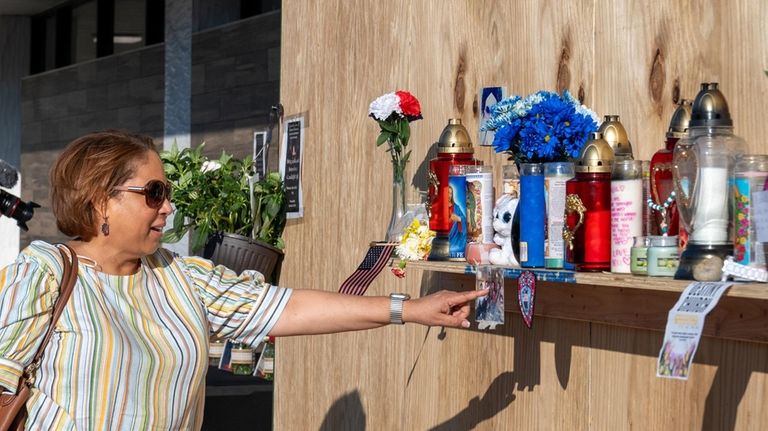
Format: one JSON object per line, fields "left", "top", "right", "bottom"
{"left": 576, "top": 132, "right": 614, "bottom": 173}
{"left": 689, "top": 82, "right": 733, "bottom": 128}
{"left": 598, "top": 115, "right": 633, "bottom": 160}
{"left": 436, "top": 119, "right": 474, "bottom": 154}
{"left": 666, "top": 99, "right": 693, "bottom": 139}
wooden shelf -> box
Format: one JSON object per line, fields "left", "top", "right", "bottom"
{"left": 400, "top": 260, "right": 768, "bottom": 344}
{"left": 402, "top": 260, "right": 768, "bottom": 300}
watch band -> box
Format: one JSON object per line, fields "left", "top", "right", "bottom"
{"left": 389, "top": 293, "right": 410, "bottom": 325}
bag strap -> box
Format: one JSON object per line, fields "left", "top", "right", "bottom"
{"left": 21, "top": 244, "right": 79, "bottom": 384}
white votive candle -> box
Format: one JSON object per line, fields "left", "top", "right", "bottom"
{"left": 691, "top": 166, "right": 729, "bottom": 243}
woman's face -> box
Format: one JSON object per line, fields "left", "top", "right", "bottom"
{"left": 103, "top": 151, "right": 172, "bottom": 258}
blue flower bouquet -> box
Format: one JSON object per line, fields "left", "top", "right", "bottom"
{"left": 481, "top": 90, "right": 599, "bottom": 164}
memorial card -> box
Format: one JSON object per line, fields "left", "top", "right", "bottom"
{"left": 475, "top": 265, "right": 505, "bottom": 330}
{"left": 280, "top": 115, "right": 305, "bottom": 218}
{"left": 657, "top": 281, "right": 731, "bottom": 380}
{"left": 479, "top": 86, "right": 506, "bottom": 147}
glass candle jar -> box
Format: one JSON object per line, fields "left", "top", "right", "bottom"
{"left": 209, "top": 340, "right": 225, "bottom": 367}
{"left": 231, "top": 347, "right": 256, "bottom": 375}
{"left": 447, "top": 164, "right": 469, "bottom": 261}
{"left": 630, "top": 236, "right": 651, "bottom": 275}
{"left": 427, "top": 119, "right": 481, "bottom": 261}
{"left": 503, "top": 164, "right": 520, "bottom": 198}
{"left": 611, "top": 160, "right": 644, "bottom": 273}
{"left": 564, "top": 133, "right": 614, "bottom": 272}
{"left": 647, "top": 235, "right": 680, "bottom": 277}
{"left": 733, "top": 155, "right": 768, "bottom": 269}
{"left": 544, "top": 161, "right": 575, "bottom": 269}
{"left": 465, "top": 165, "right": 494, "bottom": 244}
{"left": 519, "top": 163, "right": 545, "bottom": 267}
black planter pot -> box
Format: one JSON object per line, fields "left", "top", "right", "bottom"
{"left": 202, "top": 232, "right": 284, "bottom": 283}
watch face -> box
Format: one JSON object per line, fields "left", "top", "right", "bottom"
{"left": 392, "top": 293, "right": 410, "bottom": 300}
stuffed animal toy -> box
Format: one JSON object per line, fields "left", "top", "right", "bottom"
{"left": 489, "top": 194, "right": 519, "bottom": 266}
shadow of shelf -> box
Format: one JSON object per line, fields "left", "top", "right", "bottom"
{"left": 401, "top": 260, "right": 768, "bottom": 345}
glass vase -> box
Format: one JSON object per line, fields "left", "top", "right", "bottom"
{"left": 385, "top": 161, "right": 407, "bottom": 243}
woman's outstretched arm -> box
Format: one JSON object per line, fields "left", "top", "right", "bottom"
{"left": 269, "top": 288, "right": 488, "bottom": 336}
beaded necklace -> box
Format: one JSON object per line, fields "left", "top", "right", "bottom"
{"left": 646, "top": 190, "right": 676, "bottom": 235}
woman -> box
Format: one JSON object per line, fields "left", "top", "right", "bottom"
{"left": 0, "top": 130, "right": 486, "bottom": 429}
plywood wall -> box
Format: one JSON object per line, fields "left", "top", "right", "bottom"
{"left": 276, "top": 1, "right": 768, "bottom": 429}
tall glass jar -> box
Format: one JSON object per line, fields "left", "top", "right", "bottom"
{"left": 733, "top": 155, "right": 768, "bottom": 268}
{"left": 519, "top": 163, "right": 545, "bottom": 267}
{"left": 544, "top": 162, "right": 575, "bottom": 269}
{"left": 564, "top": 133, "right": 614, "bottom": 272}
{"left": 650, "top": 100, "right": 692, "bottom": 236}
{"left": 427, "top": 119, "right": 480, "bottom": 260}
{"left": 673, "top": 83, "right": 747, "bottom": 280}
{"left": 502, "top": 164, "right": 520, "bottom": 198}
{"left": 447, "top": 165, "right": 469, "bottom": 261}
{"left": 611, "top": 160, "right": 644, "bottom": 273}
{"left": 464, "top": 165, "right": 494, "bottom": 244}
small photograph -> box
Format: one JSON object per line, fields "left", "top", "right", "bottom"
{"left": 656, "top": 339, "right": 697, "bottom": 379}
{"left": 479, "top": 86, "right": 506, "bottom": 146}
{"left": 475, "top": 265, "right": 504, "bottom": 330}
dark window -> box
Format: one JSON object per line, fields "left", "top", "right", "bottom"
{"left": 145, "top": 0, "right": 164, "bottom": 45}
{"left": 96, "top": 0, "right": 115, "bottom": 57}
{"left": 54, "top": 7, "right": 72, "bottom": 68}
{"left": 241, "top": 0, "right": 281, "bottom": 19}
{"left": 71, "top": 0, "right": 97, "bottom": 63}
{"left": 114, "top": 0, "right": 146, "bottom": 54}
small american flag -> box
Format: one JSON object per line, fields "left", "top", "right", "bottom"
{"left": 338, "top": 244, "right": 396, "bottom": 295}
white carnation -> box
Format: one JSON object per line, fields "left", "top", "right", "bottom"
{"left": 201, "top": 161, "right": 222, "bottom": 173}
{"left": 368, "top": 92, "right": 402, "bottom": 121}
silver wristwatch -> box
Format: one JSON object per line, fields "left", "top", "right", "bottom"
{"left": 389, "top": 293, "right": 411, "bottom": 325}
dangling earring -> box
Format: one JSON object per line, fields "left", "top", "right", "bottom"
{"left": 101, "top": 217, "right": 110, "bottom": 236}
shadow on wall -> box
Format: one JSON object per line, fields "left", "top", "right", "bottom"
{"left": 319, "top": 390, "right": 366, "bottom": 431}
{"left": 411, "top": 142, "right": 439, "bottom": 198}
{"left": 429, "top": 371, "right": 516, "bottom": 431}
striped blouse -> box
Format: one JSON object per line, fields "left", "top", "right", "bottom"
{"left": 0, "top": 241, "right": 292, "bottom": 430}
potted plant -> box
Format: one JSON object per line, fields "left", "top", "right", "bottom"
{"left": 161, "top": 143, "right": 287, "bottom": 282}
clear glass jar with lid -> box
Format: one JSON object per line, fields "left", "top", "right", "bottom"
{"left": 647, "top": 235, "right": 680, "bottom": 276}
{"left": 630, "top": 236, "right": 652, "bottom": 275}
{"left": 733, "top": 154, "right": 768, "bottom": 268}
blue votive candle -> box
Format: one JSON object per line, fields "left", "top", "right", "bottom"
{"left": 519, "top": 163, "right": 545, "bottom": 267}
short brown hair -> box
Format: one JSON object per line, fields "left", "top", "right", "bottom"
{"left": 50, "top": 130, "right": 158, "bottom": 240}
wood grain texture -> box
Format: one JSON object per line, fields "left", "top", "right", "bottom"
{"left": 277, "top": 0, "right": 768, "bottom": 429}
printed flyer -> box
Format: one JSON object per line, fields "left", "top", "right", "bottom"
{"left": 657, "top": 281, "right": 732, "bottom": 380}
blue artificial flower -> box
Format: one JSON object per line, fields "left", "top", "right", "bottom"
{"left": 492, "top": 121, "right": 522, "bottom": 153}
{"left": 482, "top": 89, "right": 598, "bottom": 164}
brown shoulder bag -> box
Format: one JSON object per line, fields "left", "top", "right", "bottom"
{"left": 0, "top": 244, "right": 78, "bottom": 431}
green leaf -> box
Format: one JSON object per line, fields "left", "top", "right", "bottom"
{"left": 399, "top": 119, "right": 410, "bottom": 141}
{"left": 378, "top": 120, "right": 399, "bottom": 134}
{"left": 162, "top": 142, "right": 287, "bottom": 249}
{"left": 376, "top": 133, "right": 388, "bottom": 146}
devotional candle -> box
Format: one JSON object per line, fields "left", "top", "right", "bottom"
{"left": 544, "top": 161, "right": 574, "bottom": 269}
{"left": 611, "top": 160, "right": 644, "bottom": 273}
{"left": 519, "top": 163, "right": 546, "bottom": 267}
{"left": 564, "top": 133, "right": 615, "bottom": 272}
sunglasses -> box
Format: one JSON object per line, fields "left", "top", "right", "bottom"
{"left": 113, "top": 180, "right": 173, "bottom": 209}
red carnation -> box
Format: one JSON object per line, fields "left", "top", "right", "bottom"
{"left": 391, "top": 267, "right": 406, "bottom": 278}
{"left": 396, "top": 91, "right": 422, "bottom": 119}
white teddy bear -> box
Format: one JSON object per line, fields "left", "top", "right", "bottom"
{"left": 489, "top": 194, "right": 519, "bottom": 266}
